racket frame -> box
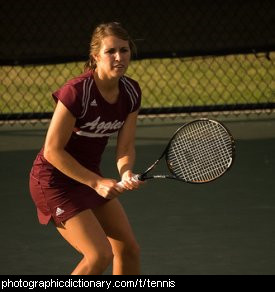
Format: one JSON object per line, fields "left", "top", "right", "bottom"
{"left": 137, "top": 119, "right": 235, "bottom": 183}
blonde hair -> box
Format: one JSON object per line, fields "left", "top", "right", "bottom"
{"left": 84, "top": 22, "right": 136, "bottom": 71}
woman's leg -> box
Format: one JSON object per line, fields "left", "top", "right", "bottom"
{"left": 93, "top": 198, "right": 140, "bottom": 275}
{"left": 56, "top": 209, "right": 113, "bottom": 275}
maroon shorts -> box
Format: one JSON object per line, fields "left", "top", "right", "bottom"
{"left": 29, "top": 163, "right": 108, "bottom": 225}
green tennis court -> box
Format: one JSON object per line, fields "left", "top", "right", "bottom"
{"left": 0, "top": 115, "right": 274, "bottom": 275}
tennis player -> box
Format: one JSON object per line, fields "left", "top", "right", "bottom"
{"left": 29, "top": 22, "right": 143, "bottom": 275}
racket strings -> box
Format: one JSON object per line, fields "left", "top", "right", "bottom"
{"left": 181, "top": 125, "right": 232, "bottom": 181}
{"left": 182, "top": 125, "right": 231, "bottom": 181}
{"left": 171, "top": 135, "right": 225, "bottom": 181}
{"left": 167, "top": 121, "right": 233, "bottom": 182}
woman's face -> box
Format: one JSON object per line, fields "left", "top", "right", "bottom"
{"left": 94, "top": 35, "right": 131, "bottom": 79}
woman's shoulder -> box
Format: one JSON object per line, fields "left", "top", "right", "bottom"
{"left": 65, "top": 70, "right": 94, "bottom": 88}
{"left": 120, "top": 75, "right": 142, "bottom": 113}
{"left": 120, "top": 75, "right": 141, "bottom": 95}
{"left": 52, "top": 71, "right": 95, "bottom": 117}
{"left": 120, "top": 75, "right": 139, "bottom": 85}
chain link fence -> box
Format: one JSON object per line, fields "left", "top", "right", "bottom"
{"left": 1, "top": 0, "right": 274, "bottom": 124}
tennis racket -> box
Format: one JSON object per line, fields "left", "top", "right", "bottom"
{"left": 117, "top": 119, "right": 234, "bottom": 187}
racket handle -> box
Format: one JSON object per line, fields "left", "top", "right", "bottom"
{"left": 132, "top": 174, "right": 141, "bottom": 182}
{"left": 116, "top": 181, "right": 125, "bottom": 191}
{"left": 116, "top": 174, "right": 142, "bottom": 190}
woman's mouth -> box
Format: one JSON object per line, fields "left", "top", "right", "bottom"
{"left": 113, "top": 64, "right": 124, "bottom": 69}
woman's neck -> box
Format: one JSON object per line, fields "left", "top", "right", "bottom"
{"left": 94, "top": 69, "right": 119, "bottom": 92}
{"left": 93, "top": 70, "right": 120, "bottom": 104}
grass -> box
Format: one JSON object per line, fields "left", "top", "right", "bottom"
{"left": 0, "top": 52, "right": 274, "bottom": 114}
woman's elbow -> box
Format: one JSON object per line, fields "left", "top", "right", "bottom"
{"left": 43, "top": 145, "right": 59, "bottom": 164}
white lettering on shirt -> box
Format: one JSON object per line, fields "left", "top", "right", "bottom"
{"left": 76, "top": 116, "right": 124, "bottom": 138}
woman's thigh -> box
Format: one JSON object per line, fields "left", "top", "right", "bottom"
{"left": 56, "top": 209, "right": 112, "bottom": 256}
{"left": 93, "top": 198, "right": 139, "bottom": 251}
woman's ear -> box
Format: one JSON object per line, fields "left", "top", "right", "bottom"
{"left": 92, "top": 54, "right": 99, "bottom": 63}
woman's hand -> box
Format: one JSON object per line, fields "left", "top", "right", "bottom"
{"left": 93, "top": 178, "right": 125, "bottom": 199}
{"left": 119, "top": 170, "right": 145, "bottom": 191}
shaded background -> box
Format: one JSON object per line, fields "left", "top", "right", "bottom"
{"left": 1, "top": 0, "right": 274, "bottom": 62}
{"left": 0, "top": 0, "right": 274, "bottom": 120}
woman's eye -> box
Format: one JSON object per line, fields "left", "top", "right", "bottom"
{"left": 106, "top": 49, "right": 116, "bottom": 54}
{"left": 105, "top": 48, "right": 129, "bottom": 54}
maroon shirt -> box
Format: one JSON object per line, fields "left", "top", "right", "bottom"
{"left": 35, "top": 70, "right": 141, "bottom": 183}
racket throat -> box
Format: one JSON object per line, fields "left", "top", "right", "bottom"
{"left": 140, "top": 159, "right": 160, "bottom": 180}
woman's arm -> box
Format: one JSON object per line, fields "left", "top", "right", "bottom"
{"left": 116, "top": 110, "right": 142, "bottom": 190}
{"left": 44, "top": 101, "right": 123, "bottom": 199}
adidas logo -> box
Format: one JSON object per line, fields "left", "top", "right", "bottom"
{"left": 56, "top": 207, "right": 65, "bottom": 216}
{"left": 90, "top": 99, "right": 97, "bottom": 107}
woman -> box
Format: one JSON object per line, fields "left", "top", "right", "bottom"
{"left": 29, "top": 22, "right": 143, "bottom": 275}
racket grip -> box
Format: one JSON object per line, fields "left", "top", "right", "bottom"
{"left": 116, "top": 181, "right": 124, "bottom": 191}
{"left": 132, "top": 174, "right": 140, "bottom": 182}
{"left": 116, "top": 174, "right": 142, "bottom": 190}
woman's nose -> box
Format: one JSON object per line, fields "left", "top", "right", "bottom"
{"left": 115, "top": 52, "right": 121, "bottom": 61}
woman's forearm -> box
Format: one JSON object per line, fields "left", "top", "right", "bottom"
{"left": 44, "top": 147, "right": 101, "bottom": 188}
{"left": 116, "top": 147, "right": 136, "bottom": 179}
